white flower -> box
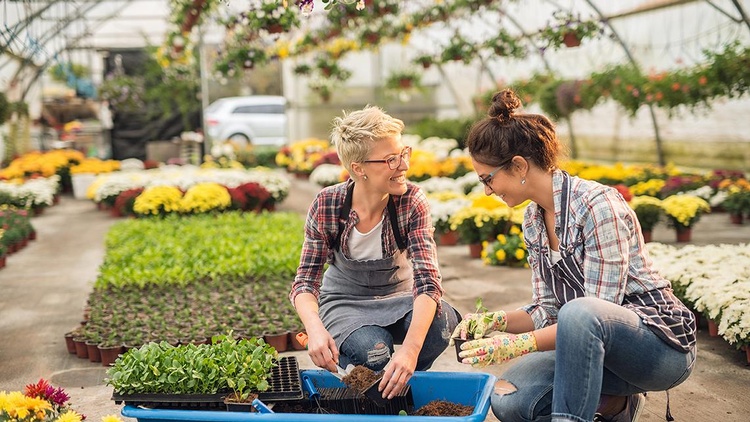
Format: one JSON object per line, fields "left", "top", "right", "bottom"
{"left": 648, "top": 242, "right": 750, "bottom": 345}
{"left": 310, "top": 164, "right": 344, "bottom": 187}
{"left": 428, "top": 195, "right": 471, "bottom": 228}
{"left": 0, "top": 176, "right": 59, "bottom": 207}
{"left": 417, "top": 177, "right": 464, "bottom": 194}
{"left": 417, "top": 137, "right": 459, "bottom": 160}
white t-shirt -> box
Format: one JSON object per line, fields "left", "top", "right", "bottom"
{"left": 349, "top": 216, "right": 384, "bottom": 260}
{"left": 549, "top": 248, "right": 562, "bottom": 265}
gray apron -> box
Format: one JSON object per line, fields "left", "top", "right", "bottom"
{"left": 318, "top": 182, "right": 415, "bottom": 347}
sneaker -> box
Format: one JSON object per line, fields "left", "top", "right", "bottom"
{"left": 593, "top": 393, "right": 645, "bottom": 422}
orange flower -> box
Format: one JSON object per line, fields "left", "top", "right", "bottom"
{"left": 698, "top": 75, "right": 707, "bottom": 85}
{"left": 671, "top": 82, "right": 681, "bottom": 91}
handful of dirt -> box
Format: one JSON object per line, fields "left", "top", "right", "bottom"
{"left": 340, "top": 365, "right": 381, "bottom": 393}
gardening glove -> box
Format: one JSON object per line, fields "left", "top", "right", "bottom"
{"left": 458, "top": 331, "right": 537, "bottom": 368}
{"left": 450, "top": 310, "right": 507, "bottom": 343}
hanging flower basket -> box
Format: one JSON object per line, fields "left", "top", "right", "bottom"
{"left": 562, "top": 31, "right": 581, "bottom": 48}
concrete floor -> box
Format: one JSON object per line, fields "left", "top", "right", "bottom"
{"left": 1, "top": 176, "right": 749, "bottom": 422}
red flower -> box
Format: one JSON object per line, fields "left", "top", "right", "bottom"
{"left": 227, "top": 187, "right": 248, "bottom": 210}
{"left": 114, "top": 187, "right": 145, "bottom": 216}
{"left": 612, "top": 184, "right": 632, "bottom": 202}
{"left": 24, "top": 378, "right": 70, "bottom": 408}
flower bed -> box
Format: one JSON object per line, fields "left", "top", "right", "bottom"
{"left": 88, "top": 167, "right": 290, "bottom": 216}
{"left": 648, "top": 242, "right": 750, "bottom": 350}
{"left": 68, "top": 212, "right": 305, "bottom": 352}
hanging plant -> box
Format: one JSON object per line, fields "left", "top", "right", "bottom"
{"left": 293, "top": 63, "right": 312, "bottom": 76}
{"left": 385, "top": 68, "right": 422, "bottom": 90}
{"left": 313, "top": 54, "right": 352, "bottom": 80}
{"left": 482, "top": 29, "right": 526, "bottom": 59}
{"left": 539, "top": 10, "right": 604, "bottom": 50}
{"left": 413, "top": 54, "right": 435, "bottom": 69}
{"left": 308, "top": 78, "right": 338, "bottom": 103}
{"left": 440, "top": 34, "right": 476, "bottom": 64}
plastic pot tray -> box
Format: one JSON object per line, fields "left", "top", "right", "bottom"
{"left": 121, "top": 370, "right": 496, "bottom": 421}
{"left": 113, "top": 356, "right": 303, "bottom": 410}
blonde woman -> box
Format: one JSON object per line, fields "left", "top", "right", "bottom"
{"left": 290, "top": 105, "right": 459, "bottom": 400}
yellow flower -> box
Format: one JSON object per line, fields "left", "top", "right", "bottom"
{"left": 0, "top": 391, "right": 52, "bottom": 421}
{"left": 101, "top": 415, "right": 124, "bottom": 422}
{"left": 509, "top": 225, "right": 521, "bottom": 235}
{"left": 56, "top": 410, "right": 83, "bottom": 422}
{"left": 495, "top": 249, "right": 507, "bottom": 261}
{"left": 133, "top": 185, "right": 184, "bottom": 215}
{"left": 180, "top": 182, "right": 231, "bottom": 214}
{"left": 496, "top": 234, "right": 507, "bottom": 244}
{"left": 514, "top": 248, "right": 525, "bottom": 260}
{"left": 629, "top": 179, "right": 666, "bottom": 197}
{"left": 661, "top": 194, "right": 710, "bottom": 228}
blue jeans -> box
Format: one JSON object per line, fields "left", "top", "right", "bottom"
{"left": 491, "top": 297, "right": 696, "bottom": 422}
{"left": 338, "top": 300, "right": 459, "bottom": 371}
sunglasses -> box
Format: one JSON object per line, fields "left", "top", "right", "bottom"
{"left": 363, "top": 146, "right": 412, "bottom": 170}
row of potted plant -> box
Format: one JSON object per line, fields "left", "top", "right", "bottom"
{"left": 0, "top": 175, "right": 60, "bottom": 214}
{"left": 648, "top": 242, "right": 750, "bottom": 361}
{"left": 0, "top": 206, "right": 36, "bottom": 268}
{"left": 65, "top": 211, "right": 305, "bottom": 363}
{"left": 0, "top": 149, "right": 85, "bottom": 191}
{"left": 86, "top": 166, "right": 290, "bottom": 217}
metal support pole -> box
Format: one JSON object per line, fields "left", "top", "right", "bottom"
{"left": 199, "top": 24, "right": 211, "bottom": 161}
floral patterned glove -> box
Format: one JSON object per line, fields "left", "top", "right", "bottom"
{"left": 458, "top": 332, "right": 537, "bottom": 367}
{"left": 450, "top": 311, "right": 508, "bottom": 343}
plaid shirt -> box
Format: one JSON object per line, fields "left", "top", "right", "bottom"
{"left": 521, "top": 170, "right": 675, "bottom": 328}
{"left": 290, "top": 179, "right": 443, "bottom": 307}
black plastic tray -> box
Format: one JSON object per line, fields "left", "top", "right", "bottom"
{"left": 317, "top": 385, "right": 414, "bottom": 415}
{"left": 258, "top": 355, "right": 304, "bottom": 402}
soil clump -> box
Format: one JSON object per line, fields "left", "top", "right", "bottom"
{"left": 412, "top": 400, "right": 474, "bottom": 416}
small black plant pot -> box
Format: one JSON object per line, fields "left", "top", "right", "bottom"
{"left": 225, "top": 401, "right": 256, "bottom": 412}
{"left": 454, "top": 339, "right": 467, "bottom": 363}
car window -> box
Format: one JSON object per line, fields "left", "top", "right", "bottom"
{"left": 232, "top": 104, "right": 285, "bottom": 114}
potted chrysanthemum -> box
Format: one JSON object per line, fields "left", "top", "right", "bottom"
{"left": 629, "top": 195, "right": 663, "bottom": 242}
{"left": 661, "top": 194, "right": 711, "bottom": 242}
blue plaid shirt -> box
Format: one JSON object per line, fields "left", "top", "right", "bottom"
{"left": 521, "top": 170, "right": 695, "bottom": 351}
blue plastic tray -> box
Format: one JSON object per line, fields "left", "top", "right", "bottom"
{"left": 122, "top": 370, "right": 496, "bottom": 422}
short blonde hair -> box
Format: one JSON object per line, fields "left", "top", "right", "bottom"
{"left": 330, "top": 105, "right": 405, "bottom": 173}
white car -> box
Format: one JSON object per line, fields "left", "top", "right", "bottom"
{"left": 204, "top": 96, "right": 288, "bottom": 147}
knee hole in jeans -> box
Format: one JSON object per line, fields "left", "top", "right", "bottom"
{"left": 495, "top": 379, "right": 517, "bottom": 396}
{"left": 366, "top": 342, "right": 390, "bottom": 367}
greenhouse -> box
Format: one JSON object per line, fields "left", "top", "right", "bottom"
{"left": 1, "top": 1, "right": 749, "bottom": 422}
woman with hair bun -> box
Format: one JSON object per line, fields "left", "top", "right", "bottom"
{"left": 290, "top": 105, "right": 459, "bottom": 401}
{"left": 451, "top": 89, "right": 696, "bottom": 422}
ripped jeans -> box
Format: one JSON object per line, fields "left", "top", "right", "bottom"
{"left": 491, "top": 297, "right": 696, "bottom": 422}
{"left": 338, "top": 300, "right": 459, "bottom": 371}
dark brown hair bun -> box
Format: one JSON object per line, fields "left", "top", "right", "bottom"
{"left": 488, "top": 89, "right": 521, "bottom": 123}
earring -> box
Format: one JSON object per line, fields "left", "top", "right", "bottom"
{"left": 363, "top": 175, "right": 368, "bottom": 181}
{"left": 521, "top": 178, "right": 526, "bottom": 185}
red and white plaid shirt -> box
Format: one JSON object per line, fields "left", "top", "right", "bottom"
{"left": 290, "top": 179, "right": 444, "bottom": 307}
